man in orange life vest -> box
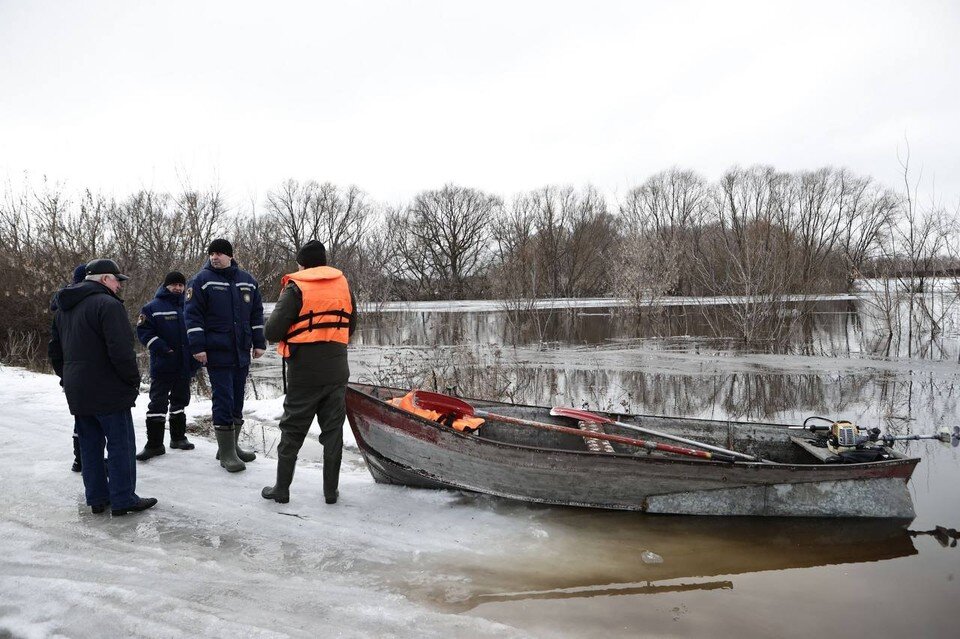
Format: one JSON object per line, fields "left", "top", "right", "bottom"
{"left": 262, "top": 240, "right": 356, "bottom": 504}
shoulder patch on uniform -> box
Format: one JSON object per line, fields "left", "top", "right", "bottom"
{"left": 137, "top": 313, "right": 146, "bottom": 326}
{"left": 243, "top": 291, "right": 251, "bottom": 303}
{"left": 185, "top": 287, "right": 193, "bottom": 301}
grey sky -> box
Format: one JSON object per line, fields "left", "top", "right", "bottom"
{"left": 1, "top": 0, "right": 958, "bottom": 208}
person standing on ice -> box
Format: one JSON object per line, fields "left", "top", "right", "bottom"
{"left": 134, "top": 271, "right": 202, "bottom": 461}
{"left": 48, "top": 259, "right": 158, "bottom": 516}
{"left": 262, "top": 240, "right": 356, "bottom": 505}
{"left": 51, "top": 263, "right": 89, "bottom": 473}
{"left": 185, "top": 239, "right": 266, "bottom": 472}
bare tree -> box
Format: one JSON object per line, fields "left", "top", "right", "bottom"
{"left": 620, "top": 168, "right": 709, "bottom": 295}
{"left": 312, "top": 183, "right": 372, "bottom": 267}
{"left": 691, "top": 166, "right": 794, "bottom": 342}
{"left": 264, "top": 179, "right": 319, "bottom": 255}
{"left": 835, "top": 170, "right": 899, "bottom": 287}
{"left": 231, "top": 204, "right": 287, "bottom": 294}
{"left": 403, "top": 184, "right": 499, "bottom": 298}
{"left": 175, "top": 187, "right": 228, "bottom": 260}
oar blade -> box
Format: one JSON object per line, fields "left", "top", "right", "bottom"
{"left": 412, "top": 389, "right": 476, "bottom": 418}
{"left": 550, "top": 406, "right": 615, "bottom": 425}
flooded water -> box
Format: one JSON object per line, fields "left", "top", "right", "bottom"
{"left": 242, "top": 291, "right": 960, "bottom": 637}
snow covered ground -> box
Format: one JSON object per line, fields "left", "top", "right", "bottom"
{"left": 0, "top": 365, "right": 539, "bottom": 638}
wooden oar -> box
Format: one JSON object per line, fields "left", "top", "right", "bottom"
{"left": 411, "top": 390, "right": 739, "bottom": 463}
{"left": 550, "top": 406, "right": 767, "bottom": 463}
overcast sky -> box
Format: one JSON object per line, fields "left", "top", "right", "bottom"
{"left": 1, "top": 0, "right": 958, "bottom": 209}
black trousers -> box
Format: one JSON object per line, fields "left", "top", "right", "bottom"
{"left": 146, "top": 374, "right": 191, "bottom": 420}
{"left": 277, "top": 383, "right": 345, "bottom": 491}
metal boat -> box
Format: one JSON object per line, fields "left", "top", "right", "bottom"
{"left": 345, "top": 383, "right": 919, "bottom": 518}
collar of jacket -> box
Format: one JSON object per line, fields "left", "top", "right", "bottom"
{"left": 205, "top": 258, "right": 238, "bottom": 278}
{"left": 154, "top": 286, "right": 184, "bottom": 304}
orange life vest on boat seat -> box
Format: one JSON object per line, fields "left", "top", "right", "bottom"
{"left": 277, "top": 266, "right": 353, "bottom": 358}
{"left": 387, "top": 391, "right": 485, "bottom": 432}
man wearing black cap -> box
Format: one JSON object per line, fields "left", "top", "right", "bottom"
{"left": 135, "top": 271, "right": 202, "bottom": 460}
{"left": 185, "top": 239, "right": 266, "bottom": 472}
{"left": 262, "top": 240, "right": 356, "bottom": 505}
{"left": 49, "top": 259, "right": 158, "bottom": 516}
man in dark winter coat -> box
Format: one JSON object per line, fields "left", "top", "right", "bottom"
{"left": 135, "top": 271, "right": 202, "bottom": 460}
{"left": 48, "top": 259, "right": 157, "bottom": 516}
{"left": 262, "top": 240, "right": 356, "bottom": 505}
{"left": 185, "top": 239, "right": 266, "bottom": 472}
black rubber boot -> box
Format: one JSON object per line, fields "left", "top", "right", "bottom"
{"left": 215, "top": 425, "right": 246, "bottom": 472}
{"left": 234, "top": 418, "right": 257, "bottom": 463}
{"left": 321, "top": 430, "right": 342, "bottom": 505}
{"left": 168, "top": 413, "right": 195, "bottom": 450}
{"left": 136, "top": 417, "right": 166, "bottom": 461}
{"left": 261, "top": 455, "right": 297, "bottom": 503}
{"left": 72, "top": 432, "right": 82, "bottom": 472}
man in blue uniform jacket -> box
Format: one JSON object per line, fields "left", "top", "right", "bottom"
{"left": 135, "top": 271, "right": 202, "bottom": 461}
{"left": 185, "top": 239, "right": 266, "bottom": 472}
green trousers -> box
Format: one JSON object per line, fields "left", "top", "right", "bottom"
{"left": 277, "top": 383, "right": 346, "bottom": 494}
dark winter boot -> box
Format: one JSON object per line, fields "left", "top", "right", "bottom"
{"left": 72, "top": 432, "right": 82, "bottom": 472}
{"left": 112, "top": 497, "right": 158, "bottom": 516}
{"left": 136, "top": 417, "right": 166, "bottom": 461}
{"left": 261, "top": 455, "right": 297, "bottom": 503}
{"left": 215, "top": 421, "right": 256, "bottom": 463}
{"left": 168, "top": 412, "right": 195, "bottom": 450}
{"left": 215, "top": 425, "right": 246, "bottom": 472}
{"left": 322, "top": 436, "right": 342, "bottom": 505}
{"left": 234, "top": 418, "right": 257, "bottom": 463}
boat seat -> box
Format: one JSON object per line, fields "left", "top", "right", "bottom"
{"left": 579, "top": 421, "right": 616, "bottom": 453}
{"left": 790, "top": 436, "right": 837, "bottom": 463}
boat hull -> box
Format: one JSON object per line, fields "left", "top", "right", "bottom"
{"left": 345, "top": 384, "right": 919, "bottom": 518}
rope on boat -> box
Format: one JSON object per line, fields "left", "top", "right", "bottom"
{"left": 579, "top": 421, "right": 616, "bottom": 453}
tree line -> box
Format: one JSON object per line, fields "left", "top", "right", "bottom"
{"left": 1, "top": 164, "right": 956, "bottom": 363}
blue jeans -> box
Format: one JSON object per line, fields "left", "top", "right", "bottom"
{"left": 207, "top": 366, "right": 249, "bottom": 426}
{"left": 75, "top": 410, "right": 139, "bottom": 509}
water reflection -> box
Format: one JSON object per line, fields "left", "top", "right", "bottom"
{"left": 228, "top": 295, "right": 960, "bottom": 636}
{"left": 400, "top": 506, "right": 922, "bottom": 611}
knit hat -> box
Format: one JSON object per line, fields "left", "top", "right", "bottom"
{"left": 207, "top": 238, "right": 233, "bottom": 257}
{"left": 72, "top": 263, "right": 87, "bottom": 284}
{"left": 296, "top": 240, "right": 327, "bottom": 268}
{"left": 163, "top": 271, "right": 186, "bottom": 287}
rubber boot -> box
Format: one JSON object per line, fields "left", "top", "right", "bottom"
{"left": 72, "top": 431, "right": 82, "bottom": 472}
{"left": 215, "top": 421, "right": 256, "bottom": 463}
{"left": 234, "top": 418, "right": 257, "bottom": 463}
{"left": 168, "top": 412, "right": 195, "bottom": 450}
{"left": 322, "top": 431, "right": 342, "bottom": 505}
{"left": 261, "top": 455, "right": 297, "bottom": 503}
{"left": 136, "top": 417, "right": 166, "bottom": 461}
{"left": 215, "top": 425, "right": 246, "bottom": 472}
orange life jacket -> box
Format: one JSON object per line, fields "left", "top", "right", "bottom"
{"left": 277, "top": 266, "right": 353, "bottom": 358}
{"left": 387, "top": 391, "right": 485, "bottom": 432}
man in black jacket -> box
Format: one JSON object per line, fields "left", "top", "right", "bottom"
{"left": 49, "top": 259, "right": 157, "bottom": 516}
